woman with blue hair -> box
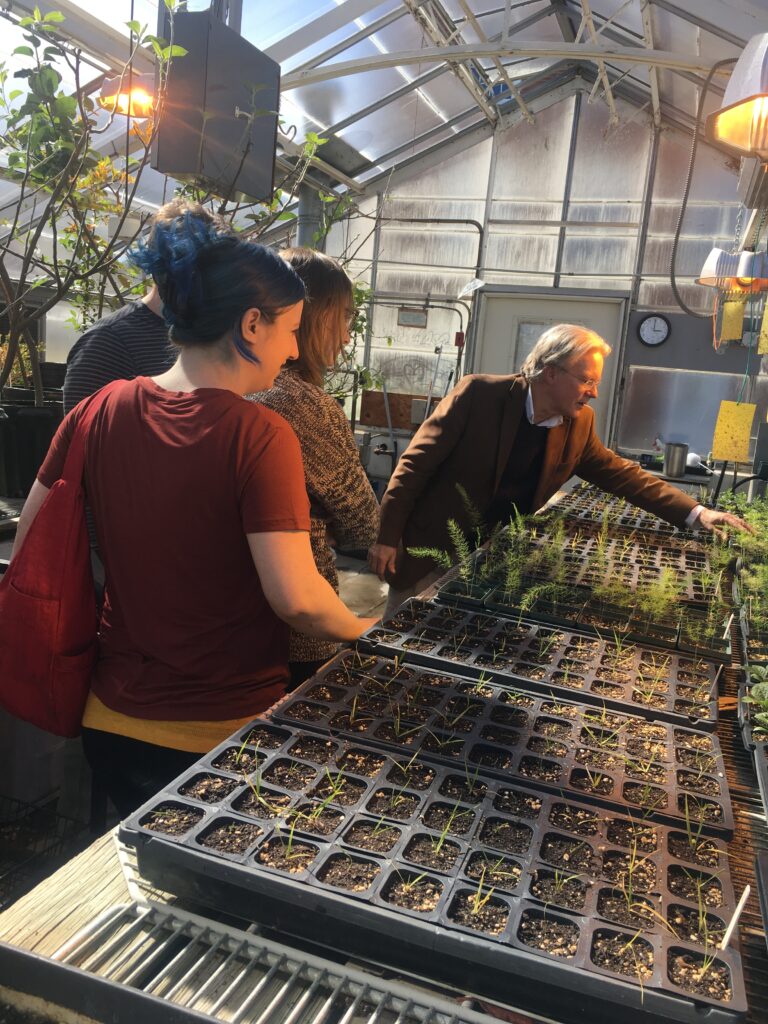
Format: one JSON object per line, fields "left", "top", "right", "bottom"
{"left": 13, "top": 214, "right": 378, "bottom": 815}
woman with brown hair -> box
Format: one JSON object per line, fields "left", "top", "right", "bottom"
{"left": 251, "top": 248, "right": 380, "bottom": 688}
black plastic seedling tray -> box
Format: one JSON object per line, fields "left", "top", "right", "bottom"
{"left": 757, "top": 851, "right": 768, "bottom": 957}
{"left": 120, "top": 723, "right": 746, "bottom": 1023}
{"left": 551, "top": 483, "right": 702, "bottom": 540}
{"left": 272, "top": 650, "right": 733, "bottom": 837}
{"left": 752, "top": 740, "right": 768, "bottom": 824}
{"left": 358, "top": 600, "right": 721, "bottom": 730}
{"left": 438, "top": 573, "right": 734, "bottom": 665}
{"left": 438, "top": 510, "right": 718, "bottom": 603}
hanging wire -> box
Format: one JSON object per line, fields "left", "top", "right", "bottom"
{"left": 669, "top": 56, "right": 738, "bottom": 318}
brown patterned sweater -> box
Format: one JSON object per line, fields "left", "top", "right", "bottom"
{"left": 250, "top": 368, "right": 380, "bottom": 662}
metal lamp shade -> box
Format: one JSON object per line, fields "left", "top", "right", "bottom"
{"left": 696, "top": 247, "right": 768, "bottom": 293}
{"left": 98, "top": 73, "right": 155, "bottom": 117}
{"left": 706, "top": 33, "right": 768, "bottom": 158}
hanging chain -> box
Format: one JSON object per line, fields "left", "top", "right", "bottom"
{"left": 733, "top": 203, "right": 745, "bottom": 252}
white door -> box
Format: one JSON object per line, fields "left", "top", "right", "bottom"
{"left": 471, "top": 290, "right": 627, "bottom": 443}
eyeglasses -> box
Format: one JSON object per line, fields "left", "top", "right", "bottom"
{"left": 558, "top": 366, "right": 600, "bottom": 391}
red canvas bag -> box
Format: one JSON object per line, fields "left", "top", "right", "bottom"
{"left": 0, "top": 386, "right": 117, "bottom": 736}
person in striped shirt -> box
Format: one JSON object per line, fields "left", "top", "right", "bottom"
{"left": 63, "top": 199, "right": 232, "bottom": 413}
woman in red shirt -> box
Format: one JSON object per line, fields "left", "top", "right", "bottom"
{"left": 14, "top": 216, "right": 378, "bottom": 815}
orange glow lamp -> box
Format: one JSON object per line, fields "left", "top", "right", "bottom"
{"left": 98, "top": 73, "right": 155, "bottom": 117}
{"left": 696, "top": 247, "right": 768, "bottom": 294}
{"left": 706, "top": 33, "right": 768, "bottom": 159}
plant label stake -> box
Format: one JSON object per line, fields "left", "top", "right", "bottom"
{"left": 719, "top": 884, "right": 750, "bottom": 950}
{"left": 722, "top": 614, "right": 734, "bottom": 641}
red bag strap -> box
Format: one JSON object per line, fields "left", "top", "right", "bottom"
{"left": 59, "top": 381, "right": 123, "bottom": 486}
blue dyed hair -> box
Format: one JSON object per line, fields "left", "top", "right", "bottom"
{"left": 129, "top": 213, "right": 305, "bottom": 349}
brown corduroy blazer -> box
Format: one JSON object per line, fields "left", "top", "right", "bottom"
{"left": 378, "top": 374, "right": 697, "bottom": 589}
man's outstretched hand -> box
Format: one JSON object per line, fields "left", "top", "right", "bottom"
{"left": 368, "top": 543, "right": 398, "bottom": 580}
{"left": 696, "top": 507, "right": 754, "bottom": 540}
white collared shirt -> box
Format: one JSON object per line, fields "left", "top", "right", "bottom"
{"left": 525, "top": 388, "right": 562, "bottom": 429}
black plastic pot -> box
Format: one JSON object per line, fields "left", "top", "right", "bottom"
{"left": 120, "top": 724, "right": 746, "bottom": 1023}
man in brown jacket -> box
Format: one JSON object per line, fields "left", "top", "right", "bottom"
{"left": 368, "top": 324, "right": 748, "bottom": 610}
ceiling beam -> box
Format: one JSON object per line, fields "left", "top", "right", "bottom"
{"left": 650, "top": 0, "right": 753, "bottom": 48}
{"left": 263, "top": 0, "right": 396, "bottom": 64}
{"left": 319, "top": 2, "right": 553, "bottom": 139}
{"left": 579, "top": 0, "right": 618, "bottom": 124}
{"left": 403, "top": 0, "right": 499, "bottom": 125}
{"left": 282, "top": 40, "right": 730, "bottom": 89}
{"left": 285, "top": 4, "right": 410, "bottom": 75}
{"left": 456, "top": 0, "right": 535, "bottom": 122}
{"left": 550, "top": 0, "right": 577, "bottom": 42}
{"left": 2, "top": 0, "right": 154, "bottom": 73}
{"left": 640, "top": 0, "right": 662, "bottom": 128}
{"left": 560, "top": 1, "right": 726, "bottom": 97}
{"left": 358, "top": 67, "right": 582, "bottom": 196}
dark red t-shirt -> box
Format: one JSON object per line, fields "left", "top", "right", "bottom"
{"left": 38, "top": 377, "right": 310, "bottom": 720}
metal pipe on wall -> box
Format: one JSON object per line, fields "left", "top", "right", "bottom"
{"left": 296, "top": 184, "right": 326, "bottom": 251}
{"left": 553, "top": 91, "right": 581, "bottom": 288}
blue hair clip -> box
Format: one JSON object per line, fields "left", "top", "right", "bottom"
{"left": 232, "top": 320, "right": 261, "bottom": 365}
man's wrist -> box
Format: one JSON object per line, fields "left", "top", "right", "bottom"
{"left": 685, "top": 504, "right": 705, "bottom": 529}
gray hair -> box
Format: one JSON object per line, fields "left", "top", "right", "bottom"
{"left": 520, "top": 324, "right": 612, "bottom": 379}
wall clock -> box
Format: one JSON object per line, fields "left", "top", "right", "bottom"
{"left": 638, "top": 314, "right": 671, "bottom": 346}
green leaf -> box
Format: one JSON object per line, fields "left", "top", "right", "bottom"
{"left": 160, "top": 44, "right": 187, "bottom": 58}
{"left": 54, "top": 94, "right": 77, "bottom": 118}
{"left": 164, "top": 0, "right": 177, "bottom": 9}
{"left": 8, "top": 89, "right": 22, "bottom": 101}
{"left": 276, "top": 211, "right": 296, "bottom": 221}
{"left": 126, "top": 19, "right": 142, "bottom": 33}
{"left": 13, "top": 46, "right": 34, "bottom": 57}
{"left": 43, "top": 47, "right": 62, "bottom": 60}
{"left": 751, "top": 682, "right": 768, "bottom": 703}
{"left": 43, "top": 10, "right": 65, "bottom": 22}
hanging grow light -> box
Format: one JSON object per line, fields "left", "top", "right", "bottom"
{"left": 696, "top": 247, "right": 768, "bottom": 294}
{"left": 98, "top": 73, "right": 155, "bottom": 117}
{"left": 706, "top": 34, "right": 768, "bottom": 159}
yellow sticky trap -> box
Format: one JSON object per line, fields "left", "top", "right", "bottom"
{"left": 720, "top": 297, "right": 746, "bottom": 341}
{"left": 711, "top": 400, "right": 756, "bottom": 462}
{"left": 759, "top": 302, "right": 768, "bottom": 354}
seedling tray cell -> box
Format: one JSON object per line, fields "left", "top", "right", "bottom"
{"left": 358, "top": 600, "right": 721, "bottom": 730}
{"left": 272, "top": 649, "right": 732, "bottom": 836}
{"left": 121, "top": 727, "right": 745, "bottom": 1023}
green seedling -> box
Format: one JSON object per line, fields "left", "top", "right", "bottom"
{"left": 433, "top": 801, "right": 470, "bottom": 853}
{"left": 400, "top": 871, "right": 429, "bottom": 892}
{"left": 470, "top": 866, "right": 496, "bottom": 915}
